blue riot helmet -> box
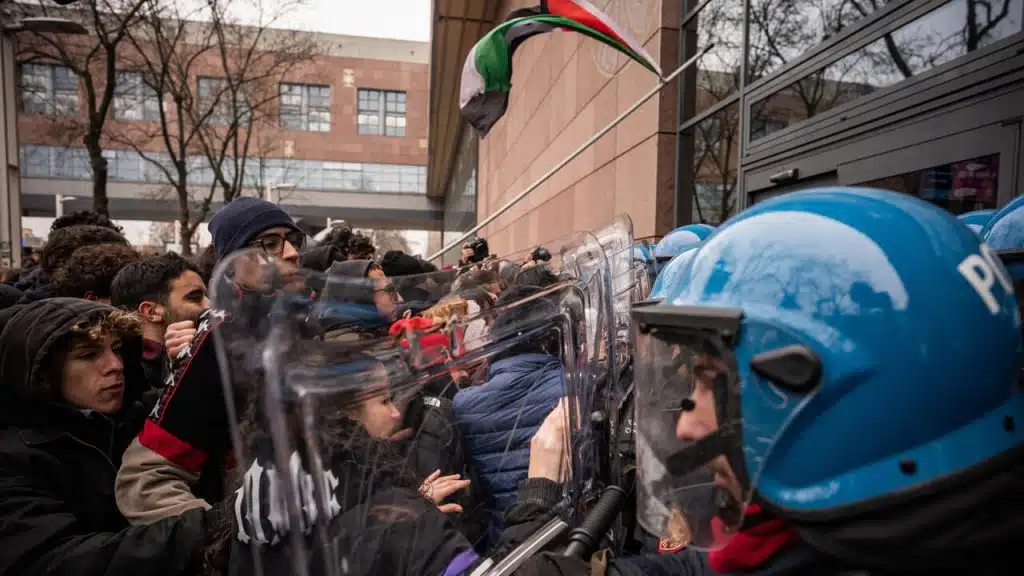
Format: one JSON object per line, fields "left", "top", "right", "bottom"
{"left": 648, "top": 246, "right": 698, "bottom": 300}
{"left": 958, "top": 209, "right": 996, "bottom": 234}
{"left": 982, "top": 195, "right": 1024, "bottom": 279}
{"left": 630, "top": 240, "right": 658, "bottom": 299}
{"left": 653, "top": 224, "right": 714, "bottom": 273}
{"left": 630, "top": 187, "right": 1022, "bottom": 555}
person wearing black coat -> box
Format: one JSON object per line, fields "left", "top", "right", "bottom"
{"left": 0, "top": 298, "right": 231, "bottom": 575}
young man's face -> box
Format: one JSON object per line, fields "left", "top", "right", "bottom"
{"left": 60, "top": 333, "right": 126, "bottom": 414}
{"left": 235, "top": 226, "right": 304, "bottom": 289}
{"left": 164, "top": 270, "right": 209, "bottom": 324}
{"left": 673, "top": 354, "right": 744, "bottom": 504}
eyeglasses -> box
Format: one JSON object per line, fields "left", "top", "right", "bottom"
{"left": 250, "top": 230, "right": 306, "bottom": 255}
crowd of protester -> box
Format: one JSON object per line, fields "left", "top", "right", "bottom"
{"left": 4, "top": 191, "right": 1018, "bottom": 576}
{"left": 0, "top": 198, "right": 564, "bottom": 575}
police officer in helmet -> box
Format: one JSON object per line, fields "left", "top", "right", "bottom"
{"left": 512, "top": 187, "right": 1024, "bottom": 575}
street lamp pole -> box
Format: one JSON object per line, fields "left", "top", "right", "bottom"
{"left": 0, "top": 31, "right": 20, "bottom": 268}
{"left": 55, "top": 194, "right": 75, "bottom": 218}
{"left": 0, "top": 12, "right": 88, "bottom": 268}
{"left": 264, "top": 182, "right": 296, "bottom": 204}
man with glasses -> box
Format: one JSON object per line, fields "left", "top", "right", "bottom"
{"left": 116, "top": 197, "right": 308, "bottom": 524}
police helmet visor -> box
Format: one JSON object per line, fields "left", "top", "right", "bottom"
{"left": 631, "top": 303, "right": 818, "bottom": 550}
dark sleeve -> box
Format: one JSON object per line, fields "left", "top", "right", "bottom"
{"left": 137, "top": 314, "right": 227, "bottom": 473}
{"left": 512, "top": 551, "right": 713, "bottom": 576}
{"left": 488, "top": 478, "right": 566, "bottom": 559}
{"left": 608, "top": 550, "right": 713, "bottom": 576}
{"left": 0, "top": 456, "right": 231, "bottom": 575}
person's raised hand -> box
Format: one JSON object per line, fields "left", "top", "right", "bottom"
{"left": 420, "top": 469, "right": 471, "bottom": 513}
{"left": 528, "top": 398, "right": 571, "bottom": 483}
{"left": 165, "top": 320, "right": 196, "bottom": 360}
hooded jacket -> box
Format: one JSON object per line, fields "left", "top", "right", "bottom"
{"left": 452, "top": 354, "right": 564, "bottom": 529}
{"left": 0, "top": 283, "right": 22, "bottom": 309}
{"left": 0, "top": 298, "right": 229, "bottom": 575}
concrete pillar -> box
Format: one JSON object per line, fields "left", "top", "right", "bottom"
{"left": 0, "top": 33, "right": 22, "bottom": 268}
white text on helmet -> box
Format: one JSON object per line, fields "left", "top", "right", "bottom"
{"left": 958, "top": 245, "right": 1014, "bottom": 315}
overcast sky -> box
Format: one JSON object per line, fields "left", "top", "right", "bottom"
{"left": 215, "top": 0, "right": 432, "bottom": 41}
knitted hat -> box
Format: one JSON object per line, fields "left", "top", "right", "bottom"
{"left": 209, "top": 197, "right": 301, "bottom": 259}
{"left": 380, "top": 251, "right": 426, "bottom": 278}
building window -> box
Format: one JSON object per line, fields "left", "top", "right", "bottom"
{"left": 279, "top": 83, "right": 331, "bottom": 132}
{"left": 18, "top": 145, "right": 428, "bottom": 194}
{"left": 746, "top": 0, "right": 890, "bottom": 85}
{"left": 749, "top": 0, "right": 1024, "bottom": 142}
{"left": 20, "top": 63, "right": 78, "bottom": 116}
{"left": 198, "top": 77, "right": 251, "bottom": 125}
{"left": 357, "top": 89, "right": 406, "bottom": 136}
{"left": 690, "top": 104, "right": 740, "bottom": 225}
{"left": 114, "top": 71, "right": 162, "bottom": 121}
{"left": 20, "top": 146, "right": 54, "bottom": 177}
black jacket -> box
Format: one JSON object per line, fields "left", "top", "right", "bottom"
{"left": 0, "top": 298, "right": 229, "bottom": 575}
{"left": 231, "top": 469, "right": 563, "bottom": 576}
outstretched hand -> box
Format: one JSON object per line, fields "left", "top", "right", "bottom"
{"left": 528, "top": 398, "right": 571, "bottom": 483}
{"left": 420, "top": 469, "right": 471, "bottom": 514}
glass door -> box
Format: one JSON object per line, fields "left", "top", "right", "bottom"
{"left": 838, "top": 122, "right": 1018, "bottom": 215}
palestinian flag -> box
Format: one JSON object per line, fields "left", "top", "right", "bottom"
{"left": 460, "top": 0, "right": 662, "bottom": 136}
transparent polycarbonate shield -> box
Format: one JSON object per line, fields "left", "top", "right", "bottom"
{"left": 630, "top": 306, "right": 818, "bottom": 551}
{"left": 210, "top": 249, "right": 604, "bottom": 574}
{"left": 417, "top": 264, "right": 606, "bottom": 521}
{"left": 207, "top": 247, "right": 329, "bottom": 576}
{"left": 209, "top": 250, "right": 454, "bottom": 576}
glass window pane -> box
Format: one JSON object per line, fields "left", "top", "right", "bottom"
{"left": 859, "top": 154, "right": 999, "bottom": 214}
{"left": 689, "top": 104, "right": 739, "bottom": 225}
{"left": 21, "top": 146, "right": 52, "bottom": 177}
{"left": 262, "top": 158, "right": 285, "bottom": 184}
{"left": 747, "top": 0, "right": 891, "bottom": 85}
{"left": 304, "top": 160, "right": 323, "bottom": 189}
{"left": 280, "top": 159, "right": 304, "bottom": 184}
{"left": 750, "top": 0, "right": 1024, "bottom": 142}
{"left": 113, "top": 150, "right": 142, "bottom": 181}
{"left": 686, "top": 0, "right": 744, "bottom": 120}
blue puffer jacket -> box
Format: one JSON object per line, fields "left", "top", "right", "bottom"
{"left": 452, "top": 354, "right": 564, "bottom": 525}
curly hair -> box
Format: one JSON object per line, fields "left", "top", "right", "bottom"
{"left": 41, "top": 225, "right": 129, "bottom": 275}
{"left": 51, "top": 210, "right": 124, "bottom": 234}
{"left": 346, "top": 233, "right": 376, "bottom": 260}
{"left": 42, "top": 308, "right": 143, "bottom": 403}
{"left": 319, "top": 225, "right": 354, "bottom": 249}
{"left": 70, "top": 308, "right": 144, "bottom": 342}
{"left": 52, "top": 243, "right": 142, "bottom": 300}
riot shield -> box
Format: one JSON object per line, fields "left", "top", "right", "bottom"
{"left": 410, "top": 232, "right": 614, "bottom": 521}
{"left": 210, "top": 244, "right": 605, "bottom": 575}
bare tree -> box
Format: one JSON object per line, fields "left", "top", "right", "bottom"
{"left": 108, "top": 0, "right": 220, "bottom": 255}
{"left": 147, "top": 220, "right": 176, "bottom": 246}
{"left": 107, "top": 0, "right": 314, "bottom": 253}
{"left": 196, "top": 0, "right": 315, "bottom": 203}
{"left": 12, "top": 0, "right": 149, "bottom": 216}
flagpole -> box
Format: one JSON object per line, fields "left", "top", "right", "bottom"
{"left": 427, "top": 44, "right": 714, "bottom": 263}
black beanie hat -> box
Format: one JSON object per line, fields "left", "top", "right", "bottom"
{"left": 209, "top": 197, "right": 301, "bottom": 259}
{"left": 380, "top": 250, "right": 426, "bottom": 277}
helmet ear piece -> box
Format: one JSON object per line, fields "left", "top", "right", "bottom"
{"left": 750, "top": 345, "right": 822, "bottom": 394}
